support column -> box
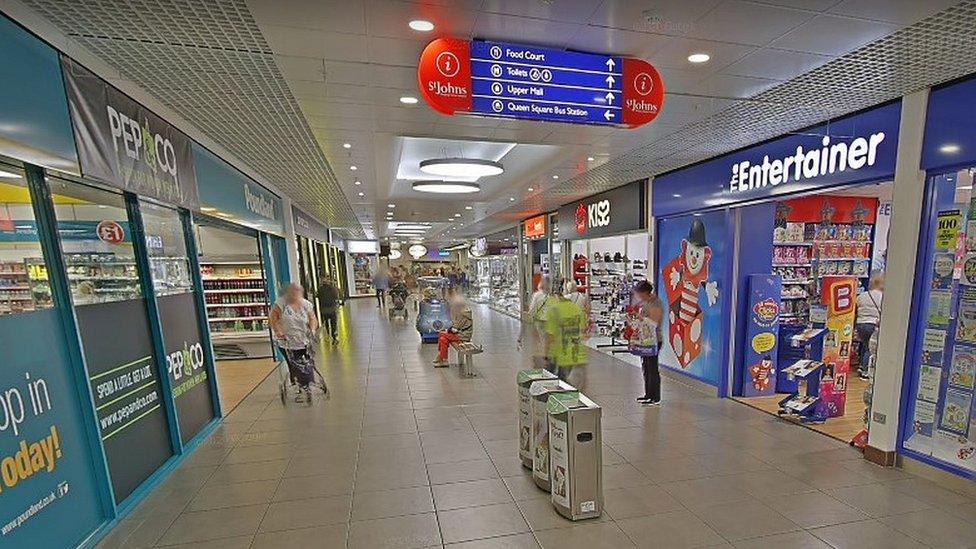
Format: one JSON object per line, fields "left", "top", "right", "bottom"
{"left": 866, "top": 89, "right": 930, "bottom": 465}
{"left": 281, "top": 196, "right": 300, "bottom": 281}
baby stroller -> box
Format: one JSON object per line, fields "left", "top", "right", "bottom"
{"left": 276, "top": 332, "right": 329, "bottom": 405}
{"left": 389, "top": 282, "right": 410, "bottom": 320}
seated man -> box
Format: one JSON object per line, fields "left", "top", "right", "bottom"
{"left": 433, "top": 297, "right": 473, "bottom": 367}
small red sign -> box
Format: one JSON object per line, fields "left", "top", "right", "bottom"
{"left": 523, "top": 215, "right": 547, "bottom": 239}
{"left": 96, "top": 220, "right": 125, "bottom": 244}
{"left": 621, "top": 58, "right": 665, "bottom": 128}
{"left": 575, "top": 203, "right": 586, "bottom": 236}
{"left": 417, "top": 38, "right": 472, "bottom": 116}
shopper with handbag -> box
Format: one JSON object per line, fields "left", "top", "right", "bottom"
{"left": 855, "top": 272, "right": 884, "bottom": 379}
{"left": 631, "top": 281, "right": 664, "bottom": 405}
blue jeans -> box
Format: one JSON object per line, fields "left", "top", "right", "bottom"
{"left": 855, "top": 323, "right": 876, "bottom": 374}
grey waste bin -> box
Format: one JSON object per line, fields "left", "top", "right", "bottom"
{"left": 548, "top": 392, "right": 602, "bottom": 521}
{"left": 530, "top": 380, "right": 577, "bottom": 491}
{"left": 517, "top": 369, "right": 558, "bottom": 469}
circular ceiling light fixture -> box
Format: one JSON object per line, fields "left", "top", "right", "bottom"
{"left": 412, "top": 180, "right": 481, "bottom": 194}
{"left": 408, "top": 19, "right": 435, "bottom": 32}
{"left": 419, "top": 158, "right": 504, "bottom": 178}
{"left": 408, "top": 244, "right": 428, "bottom": 258}
{"left": 389, "top": 249, "right": 403, "bottom": 259}
{"left": 687, "top": 53, "right": 711, "bottom": 64}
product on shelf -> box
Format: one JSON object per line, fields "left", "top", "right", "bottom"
{"left": 200, "top": 259, "right": 269, "bottom": 337}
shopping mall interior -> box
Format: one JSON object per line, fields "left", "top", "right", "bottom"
{"left": 4, "top": 1, "right": 976, "bottom": 548}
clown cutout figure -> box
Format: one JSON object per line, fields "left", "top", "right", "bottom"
{"left": 750, "top": 355, "right": 774, "bottom": 392}
{"left": 663, "top": 219, "right": 719, "bottom": 367}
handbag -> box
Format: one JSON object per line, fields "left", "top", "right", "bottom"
{"left": 627, "top": 315, "right": 659, "bottom": 357}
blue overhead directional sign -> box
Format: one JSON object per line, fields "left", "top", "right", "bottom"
{"left": 469, "top": 40, "right": 623, "bottom": 126}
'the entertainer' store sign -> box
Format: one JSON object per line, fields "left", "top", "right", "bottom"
{"left": 652, "top": 101, "right": 901, "bottom": 217}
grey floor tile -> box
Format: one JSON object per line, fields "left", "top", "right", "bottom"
{"left": 660, "top": 476, "right": 753, "bottom": 510}
{"left": 259, "top": 494, "right": 351, "bottom": 532}
{"left": 764, "top": 490, "right": 869, "bottom": 529}
{"left": 155, "top": 534, "right": 254, "bottom": 548}
{"left": 188, "top": 479, "right": 278, "bottom": 511}
{"left": 273, "top": 472, "right": 354, "bottom": 501}
{"left": 693, "top": 497, "right": 801, "bottom": 541}
{"left": 503, "top": 473, "right": 550, "bottom": 501}
{"left": 732, "top": 531, "right": 831, "bottom": 549}
{"left": 438, "top": 502, "right": 530, "bottom": 544}
{"left": 616, "top": 510, "right": 725, "bottom": 548}
{"left": 515, "top": 497, "right": 608, "bottom": 531}
{"left": 156, "top": 505, "right": 268, "bottom": 546}
{"left": 427, "top": 459, "right": 500, "bottom": 485}
{"left": 208, "top": 459, "right": 288, "bottom": 484}
{"left": 810, "top": 519, "right": 929, "bottom": 549}
{"left": 351, "top": 485, "right": 435, "bottom": 520}
{"left": 445, "top": 532, "right": 541, "bottom": 548}
{"left": 251, "top": 524, "right": 348, "bottom": 549}
{"left": 825, "top": 482, "right": 932, "bottom": 518}
{"left": 433, "top": 478, "right": 514, "bottom": 510}
{"left": 536, "top": 521, "right": 637, "bottom": 548}
{"left": 879, "top": 507, "right": 976, "bottom": 548}
{"left": 347, "top": 512, "right": 442, "bottom": 549}
{"left": 603, "top": 484, "right": 685, "bottom": 520}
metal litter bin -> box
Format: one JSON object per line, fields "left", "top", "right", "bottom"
{"left": 517, "top": 369, "right": 558, "bottom": 468}
{"left": 548, "top": 392, "right": 602, "bottom": 521}
{"left": 530, "top": 380, "right": 577, "bottom": 491}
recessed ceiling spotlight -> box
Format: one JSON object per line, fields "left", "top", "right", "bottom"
{"left": 357, "top": 192, "right": 365, "bottom": 197}
{"left": 552, "top": 175, "right": 559, "bottom": 179}
{"left": 509, "top": 197, "right": 515, "bottom": 201}
{"left": 587, "top": 156, "right": 595, "bottom": 162}
{"left": 400, "top": 96, "right": 419, "bottom": 105}
{"left": 412, "top": 180, "right": 481, "bottom": 194}
{"left": 465, "top": 205, "right": 473, "bottom": 210}
{"left": 342, "top": 143, "right": 351, "bottom": 149}
{"left": 420, "top": 158, "right": 504, "bottom": 178}
{"left": 672, "top": 193, "right": 682, "bottom": 198}
{"left": 350, "top": 165, "right": 358, "bottom": 171}
{"left": 354, "top": 180, "right": 361, "bottom": 185}
{"left": 940, "top": 143, "right": 962, "bottom": 154}
{"left": 687, "top": 53, "right": 711, "bottom": 64}
{"left": 408, "top": 19, "right": 434, "bottom": 32}
{"left": 453, "top": 213, "right": 461, "bottom": 217}
{"left": 387, "top": 204, "right": 395, "bottom": 208}
{"left": 527, "top": 187, "right": 534, "bottom": 192}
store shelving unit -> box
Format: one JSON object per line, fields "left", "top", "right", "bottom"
{"left": 200, "top": 260, "right": 270, "bottom": 340}
{"left": 488, "top": 255, "right": 520, "bottom": 318}
{"left": 0, "top": 261, "right": 39, "bottom": 314}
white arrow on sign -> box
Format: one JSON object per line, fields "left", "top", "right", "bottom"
{"left": 605, "top": 92, "right": 615, "bottom": 104}
{"left": 605, "top": 58, "right": 616, "bottom": 71}
{"left": 605, "top": 75, "right": 615, "bottom": 88}
{"left": 604, "top": 110, "right": 615, "bottom": 121}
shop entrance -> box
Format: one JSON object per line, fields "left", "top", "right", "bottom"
{"left": 730, "top": 182, "right": 892, "bottom": 444}
{"left": 193, "top": 215, "right": 274, "bottom": 408}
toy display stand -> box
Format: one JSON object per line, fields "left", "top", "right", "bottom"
{"left": 778, "top": 328, "right": 829, "bottom": 423}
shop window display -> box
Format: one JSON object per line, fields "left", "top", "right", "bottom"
{"left": 902, "top": 169, "right": 976, "bottom": 474}
{"left": 139, "top": 200, "right": 193, "bottom": 296}
{"left": 0, "top": 165, "right": 53, "bottom": 315}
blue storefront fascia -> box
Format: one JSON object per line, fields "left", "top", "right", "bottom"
{"left": 650, "top": 102, "right": 902, "bottom": 397}
{"left": 896, "top": 75, "right": 976, "bottom": 480}
{"left": 193, "top": 143, "right": 285, "bottom": 237}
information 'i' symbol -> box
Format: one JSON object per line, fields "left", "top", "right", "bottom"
{"left": 634, "top": 72, "right": 653, "bottom": 96}
{"left": 436, "top": 52, "right": 460, "bottom": 77}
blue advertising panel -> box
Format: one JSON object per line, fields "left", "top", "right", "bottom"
{"left": 469, "top": 40, "right": 623, "bottom": 126}
{"left": 0, "top": 15, "right": 78, "bottom": 173}
{"left": 652, "top": 102, "right": 902, "bottom": 217}
{"left": 922, "top": 76, "right": 976, "bottom": 173}
{"left": 0, "top": 310, "right": 105, "bottom": 546}
{"left": 657, "top": 211, "right": 730, "bottom": 386}
{"left": 740, "top": 275, "right": 782, "bottom": 397}
{"left": 193, "top": 144, "right": 284, "bottom": 236}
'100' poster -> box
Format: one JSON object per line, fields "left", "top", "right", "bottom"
{"left": 657, "top": 211, "right": 728, "bottom": 386}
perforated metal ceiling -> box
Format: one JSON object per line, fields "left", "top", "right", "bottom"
{"left": 19, "top": 0, "right": 363, "bottom": 235}
{"left": 525, "top": 1, "right": 976, "bottom": 209}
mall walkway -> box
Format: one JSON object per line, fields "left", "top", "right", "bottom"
{"left": 97, "top": 300, "right": 976, "bottom": 549}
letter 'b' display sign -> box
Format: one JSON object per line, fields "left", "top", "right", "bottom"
{"left": 418, "top": 38, "right": 664, "bottom": 128}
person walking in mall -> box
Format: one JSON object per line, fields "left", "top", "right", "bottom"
{"left": 632, "top": 281, "right": 664, "bottom": 405}
{"left": 521, "top": 276, "right": 552, "bottom": 361}
{"left": 372, "top": 267, "right": 390, "bottom": 308}
{"left": 270, "top": 283, "right": 318, "bottom": 399}
{"left": 564, "top": 279, "right": 590, "bottom": 317}
{"left": 317, "top": 277, "right": 340, "bottom": 344}
{"left": 543, "top": 289, "right": 589, "bottom": 389}
{"left": 855, "top": 272, "right": 885, "bottom": 379}
{"left": 433, "top": 296, "right": 473, "bottom": 367}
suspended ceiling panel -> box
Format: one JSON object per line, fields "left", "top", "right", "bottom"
{"left": 18, "top": 0, "right": 362, "bottom": 235}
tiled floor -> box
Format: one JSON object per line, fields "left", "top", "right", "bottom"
{"left": 97, "top": 299, "right": 976, "bottom": 548}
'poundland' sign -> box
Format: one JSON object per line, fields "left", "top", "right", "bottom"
{"left": 244, "top": 184, "right": 276, "bottom": 220}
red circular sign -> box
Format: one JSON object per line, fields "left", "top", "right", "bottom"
{"left": 417, "top": 38, "right": 472, "bottom": 116}
{"left": 96, "top": 220, "right": 125, "bottom": 244}
{"left": 621, "top": 58, "right": 665, "bottom": 128}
